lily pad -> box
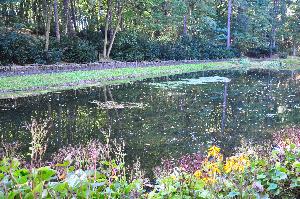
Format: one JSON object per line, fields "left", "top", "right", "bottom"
{"left": 149, "top": 76, "right": 231, "bottom": 89}
{"left": 91, "top": 101, "right": 147, "bottom": 109}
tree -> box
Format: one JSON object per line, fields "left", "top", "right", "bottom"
{"left": 102, "top": 0, "right": 124, "bottom": 59}
{"left": 53, "top": 0, "right": 60, "bottom": 42}
{"left": 227, "top": 0, "right": 232, "bottom": 49}
{"left": 44, "top": 0, "right": 52, "bottom": 57}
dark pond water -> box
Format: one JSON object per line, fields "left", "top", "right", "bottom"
{"left": 0, "top": 70, "right": 299, "bottom": 176}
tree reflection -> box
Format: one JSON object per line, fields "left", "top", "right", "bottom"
{"left": 0, "top": 70, "right": 299, "bottom": 176}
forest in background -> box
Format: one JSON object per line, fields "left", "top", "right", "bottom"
{"left": 0, "top": 0, "right": 300, "bottom": 65}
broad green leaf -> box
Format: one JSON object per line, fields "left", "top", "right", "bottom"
{"left": 36, "top": 167, "right": 56, "bottom": 181}
{"left": 267, "top": 183, "right": 278, "bottom": 191}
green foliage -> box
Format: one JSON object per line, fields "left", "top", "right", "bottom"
{"left": 0, "top": 0, "right": 300, "bottom": 64}
{"left": 1, "top": 144, "right": 299, "bottom": 198}
{"left": 246, "top": 47, "right": 272, "bottom": 58}
{"left": 111, "top": 32, "right": 240, "bottom": 61}
{"left": 150, "top": 144, "right": 300, "bottom": 198}
{"left": 0, "top": 30, "right": 98, "bottom": 65}
{"left": 57, "top": 37, "right": 97, "bottom": 63}
{"left": 278, "top": 52, "right": 288, "bottom": 59}
{"left": 0, "top": 158, "right": 144, "bottom": 198}
{"left": 0, "top": 30, "right": 44, "bottom": 65}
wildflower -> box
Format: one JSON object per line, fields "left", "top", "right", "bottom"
{"left": 224, "top": 154, "right": 250, "bottom": 173}
{"left": 207, "top": 162, "right": 221, "bottom": 175}
{"left": 170, "top": 175, "right": 177, "bottom": 181}
{"left": 58, "top": 172, "right": 66, "bottom": 180}
{"left": 224, "top": 159, "right": 234, "bottom": 173}
{"left": 252, "top": 181, "right": 264, "bottom": 192}
{"left": 208, "top": 145, "right": 221, "bottom": 158}
{"left": 202, "top": 177, "right": 217, "bottom": 185}
{"left": 194, "top": 170, "right": 202, "bottom": 179}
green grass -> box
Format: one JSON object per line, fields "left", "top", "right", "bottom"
{"left": 0, "top": 57, "right": 299, "bottom": 99}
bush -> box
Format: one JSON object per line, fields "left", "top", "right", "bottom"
{"left": 59, "top": 37, "right": 97, "bottom": 63}
{"left": 111, "top": 32, "right": 240, "bottom": 61}
{"left": 278, "top": 52, "right": 288, "bottom": 59}
{"left": 246, "top": 46, "right": 272, "bottom": 58}
{"left": 0, "top": 30, "right": 44, "bottom": 65}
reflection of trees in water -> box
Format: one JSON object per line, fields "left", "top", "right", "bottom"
{"left": 0, "top": 71, "right": 299, "bottom": 175}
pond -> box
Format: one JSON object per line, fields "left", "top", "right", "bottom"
{"left": 0, "top": 70, "right": 299, "bottom": 176}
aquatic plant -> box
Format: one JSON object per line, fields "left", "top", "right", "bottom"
{"left": 27, "top": 119, "right": 52, "bottom": 167}
{"left": 0, "top": 138, "right": 299, "bottom": 198}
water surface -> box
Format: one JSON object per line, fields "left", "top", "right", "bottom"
{"left": 0, "top": 70, "right": 299, "bottom": 175}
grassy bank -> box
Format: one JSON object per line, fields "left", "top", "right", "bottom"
{"left": 0, "top": 57, "right": 299, "bottom": 99}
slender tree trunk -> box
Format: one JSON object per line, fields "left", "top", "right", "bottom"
{"left": 293, "top": 43, "right": 297, "bottom": 56}
{"left": 107, "top": 9, "right": 123, "bottom": 57}
{"left": 271, "top": 0, "right": 279, "bottom": 54}
{"left": 183, "top": 15, "right": 187, "bottom": 36}
{"left": 103, "top": 0, "right": 111, "bottom": 59}
{"left": 63, "top": 0, "right": 70, "bottom": 35}
{"left": 70, "top": 0, "right": 77, "bottom": 32}
{"left": 98, "top": 0, "right": 103, "bottom": 17}
{"left": 53, "top": 0, "right": 60, "bottom": 42}
{"left": 45, "top": 2, "right": 52, "bottom": 54}
{"left": 226, "top": 0, "right": 232, "bottom": 49}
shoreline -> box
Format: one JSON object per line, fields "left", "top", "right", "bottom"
{"left": 0, "top": 58, "right": 299, "bottom": 99}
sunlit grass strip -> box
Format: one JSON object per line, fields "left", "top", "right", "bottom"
{"left": 0, "top": 57, "right": 299, "bottom": 99}
{"left": 0, "top": 62, "right": 234, "bottom": 98}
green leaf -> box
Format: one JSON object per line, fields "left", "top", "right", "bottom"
{"left": 24, "top": 192, "right": 34, "bottom": 199}
{"left": 228, "top": 191, "right": 240, "bottom": 197}
{"left": 36, "top": 167, "right": 56, "bottom": 181}
{"left": 267, "top": 183, "right": 278, "bottom": 191}
{"left": 8, "top": 191, "right": 18, "bottom": 199}
{"left": 33, "top": 183, "right": 43, "bottom": 194}
{"left": 194, "top": 180, "right": 205, "bottom": 190}
{"left": 290, "top": 177, "right": 300, "bottom": 188}
{"left": 257, "top": 174, "right": 267, "bottom": 180}
{"left": 272, "top": 171, "right": 287, "bottom": 181}
{"left": 55, "top": 161, "right": 70, "bottom": 167}
{"left": 53, "top": 182, "right": 69, "bottom": 194}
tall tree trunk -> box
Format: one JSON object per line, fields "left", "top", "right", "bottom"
{"left": 107, "top": 8, "right": 122, "bottom": 58}
{"left": 45, "top": 1, "right": 52, "bottom": 55}
{"left": 183, "top": 15, "right": 187, "bottom": 36}
{"left": 271, "top": 0, "right": 279, "bottom": 54}
{"left": 103, "top": 0, "right": 111, "bottom": 59}
{"left": 226, "top": 0, "right": 232, "bottom": 49}
{"left": 53, "top": 0, "right": 60, "bottom": 42}
{"left": 98, "top": 0, "right": 103, "bottom": 17}
{"left": 63, "top": 0, "right": 70, "bottom": 35}
{"left": 293, "top": 42, "right": 297, "bottom": 56}
{"left": 70, "top": 0, "right": 77, "bottom": 32}
{"left": 103, "top": 0, "right": 123, "bottom": 59}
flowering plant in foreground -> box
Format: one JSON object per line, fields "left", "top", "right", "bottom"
{"left": 0, "top": 143, "right": 299, "bottom": 198}
{"left": 149, "top": 144, "right": 299, "bottom": 198}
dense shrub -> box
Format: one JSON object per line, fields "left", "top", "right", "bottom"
{"left": 246, "top": 46, "right": 273, "bottom": 58}
{"left": 0, "top": 30, "right": 44, "bottom": 65}
{"left": 58, "top": 36, "right": 97, "bottom": 63}
{"left": 111, "top": 32, "right": 240, "bottom": 61}
{"left": 278, "top": 52, "right": 288, "bottom": 59}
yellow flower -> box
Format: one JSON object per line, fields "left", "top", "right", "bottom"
{"left": 223, "top": 154, "right": 250, "bottom": 173}
{"left": 207, "top": 162, "right": 221, "bottom": 175}
{"left": 202, "top": 177, "right": 217, "bottom": 185}
{"left": 194, "top": 170, "right": 202, "bottom": 179}
{"left": 224, "top": 159, "right": 234, "bottom": 173}
{"left": 208, "top": 145, "right": 221, "bottom": 158}
{"left": 170, "top": 175, "right": 177, "bottom": 181}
